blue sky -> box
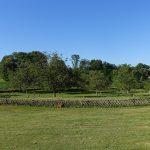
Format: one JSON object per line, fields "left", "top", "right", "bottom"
{"left": 0, "top": 0, "right": 150, "bottom": 65}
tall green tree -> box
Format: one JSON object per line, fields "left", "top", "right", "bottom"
{"left": 45, "top": 53, "right": 69, "bottom": 97}
{"left": 133, "top": 63, "right": 150, "bottom": 88}
{"left": 89, "top": 59, "right": 103, "bottom": 70}
{"left": 89, "top": 70, "right": 108, "bottom": 95}
{"left": 71, "top": 54, "right": 80, "bottom": 69}
{"left": 112, "top": 64, "right": 137, "bottom": 94}
{"left": 1, "top": 51, "right": 47, "bottom": 81}
{"left": 11, "top": 62, "right": 38, "bottom": 96}
{"left": 79, "top": 59, "right": 90, "bottom": 70}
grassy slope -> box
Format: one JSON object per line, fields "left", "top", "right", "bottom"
{"left": 0, "top": 106, "right": 150, "bottom": 150}
{"left": 0, "top": 74, "right": 9, "bottom": 90}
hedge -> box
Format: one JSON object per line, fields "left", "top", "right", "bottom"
{"left": 0, "top": 98, "right": 150, "bottom": 108}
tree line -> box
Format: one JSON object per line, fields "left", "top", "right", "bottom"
{"left": 1, "top": 51, "right": 150, "bottom": 97}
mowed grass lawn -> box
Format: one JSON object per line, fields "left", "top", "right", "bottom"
{"left": 1, "top": 91, "right": 149, "bottom": 101}
{"left": 0, "top": 106, "right": 150, "bottom": 150}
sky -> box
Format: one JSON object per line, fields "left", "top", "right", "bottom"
{"left": 0, "top": 0, "right": 150, "bottom": 66}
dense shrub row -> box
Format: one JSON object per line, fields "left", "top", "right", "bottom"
{"left": 0, "top": 98, "right": 150, "bottom": 108}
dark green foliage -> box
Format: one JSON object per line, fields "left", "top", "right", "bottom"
{"left": 1, "top": 51, "right": 47, "bottom": 81}
{"left": 112, "top": 65, "right": 138, "bottom": 93}
{"left": 1, "top": 55, "right": 17, "bottom": 81}
{"left": 44, "top": 53, "right": 69, "bottom": 97}
{"left": 79, "top": 59, "right": 90, "bottom": 70}
{"left": 89, "top": 70, "right": 109, "bottom": 95}
{"left": 89, "top": 59, "right": 103, "bottom": 70}
{"left": 10, "top": 62, "right": 38, "bottom": 94}
{"left": 144, "top": 79, "right": 150, "bottom": 93}
{"left": 71, "top": 54, "right": 80, "bottom": 69}
{"left": 71, "top": 68, "right": 86, "bottom": 88}
{"left": 103, "top": 62, "right": 116, "bottom": 74}
{"left": 1, "top": 50, "right": 150, "bottom": 96}
{"left": 133, "top": 63, "right": 150, "bottom": 88}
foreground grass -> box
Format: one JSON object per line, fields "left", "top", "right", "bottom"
{"left": 0, "top": 106, "right": 150, "bottom": 150}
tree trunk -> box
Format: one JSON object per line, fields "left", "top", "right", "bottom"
{"left": 126, "top": 90, "right": 129, "bottom": 95}
{"left": 53, "top": 92, "right": 56, "bottom": 97}
{"left": 19, "top": 85, "right": 22, "bottom": 92}
{"left": 53, "top": 87, "right": 56, "bottom": 97}
{"left": 100, "top": 91, "right": 102, "bottom": 95}
{"left": 96, "top": 89, "right": 98, "bottom": 96}
{"left": 25, "top": 89, "right": 29, "bottom": 98}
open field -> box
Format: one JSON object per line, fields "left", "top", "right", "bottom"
{"left": 0, "top": 89, "right": 150, "bottom": 101}
{"left": 0, "top": 106, "right": 150, "bottom": 150}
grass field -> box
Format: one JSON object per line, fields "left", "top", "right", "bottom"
{"left": 0, "top": 88, "right": 150, "bottom": 101}
{"left": 0, "top": 78, "right": 9, "bottom": 90}
{"left": 0, "top": 91, "right": 135, "bottom": 100}
{"left": 0, "top": 91, "right": 150, "bottom": 101}
{"left": 0, "top": 106, "right": 150, "bottom": 150}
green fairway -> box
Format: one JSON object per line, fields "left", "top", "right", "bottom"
{"left": 0, "top": 106, "right": 150, "bottom": 150}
